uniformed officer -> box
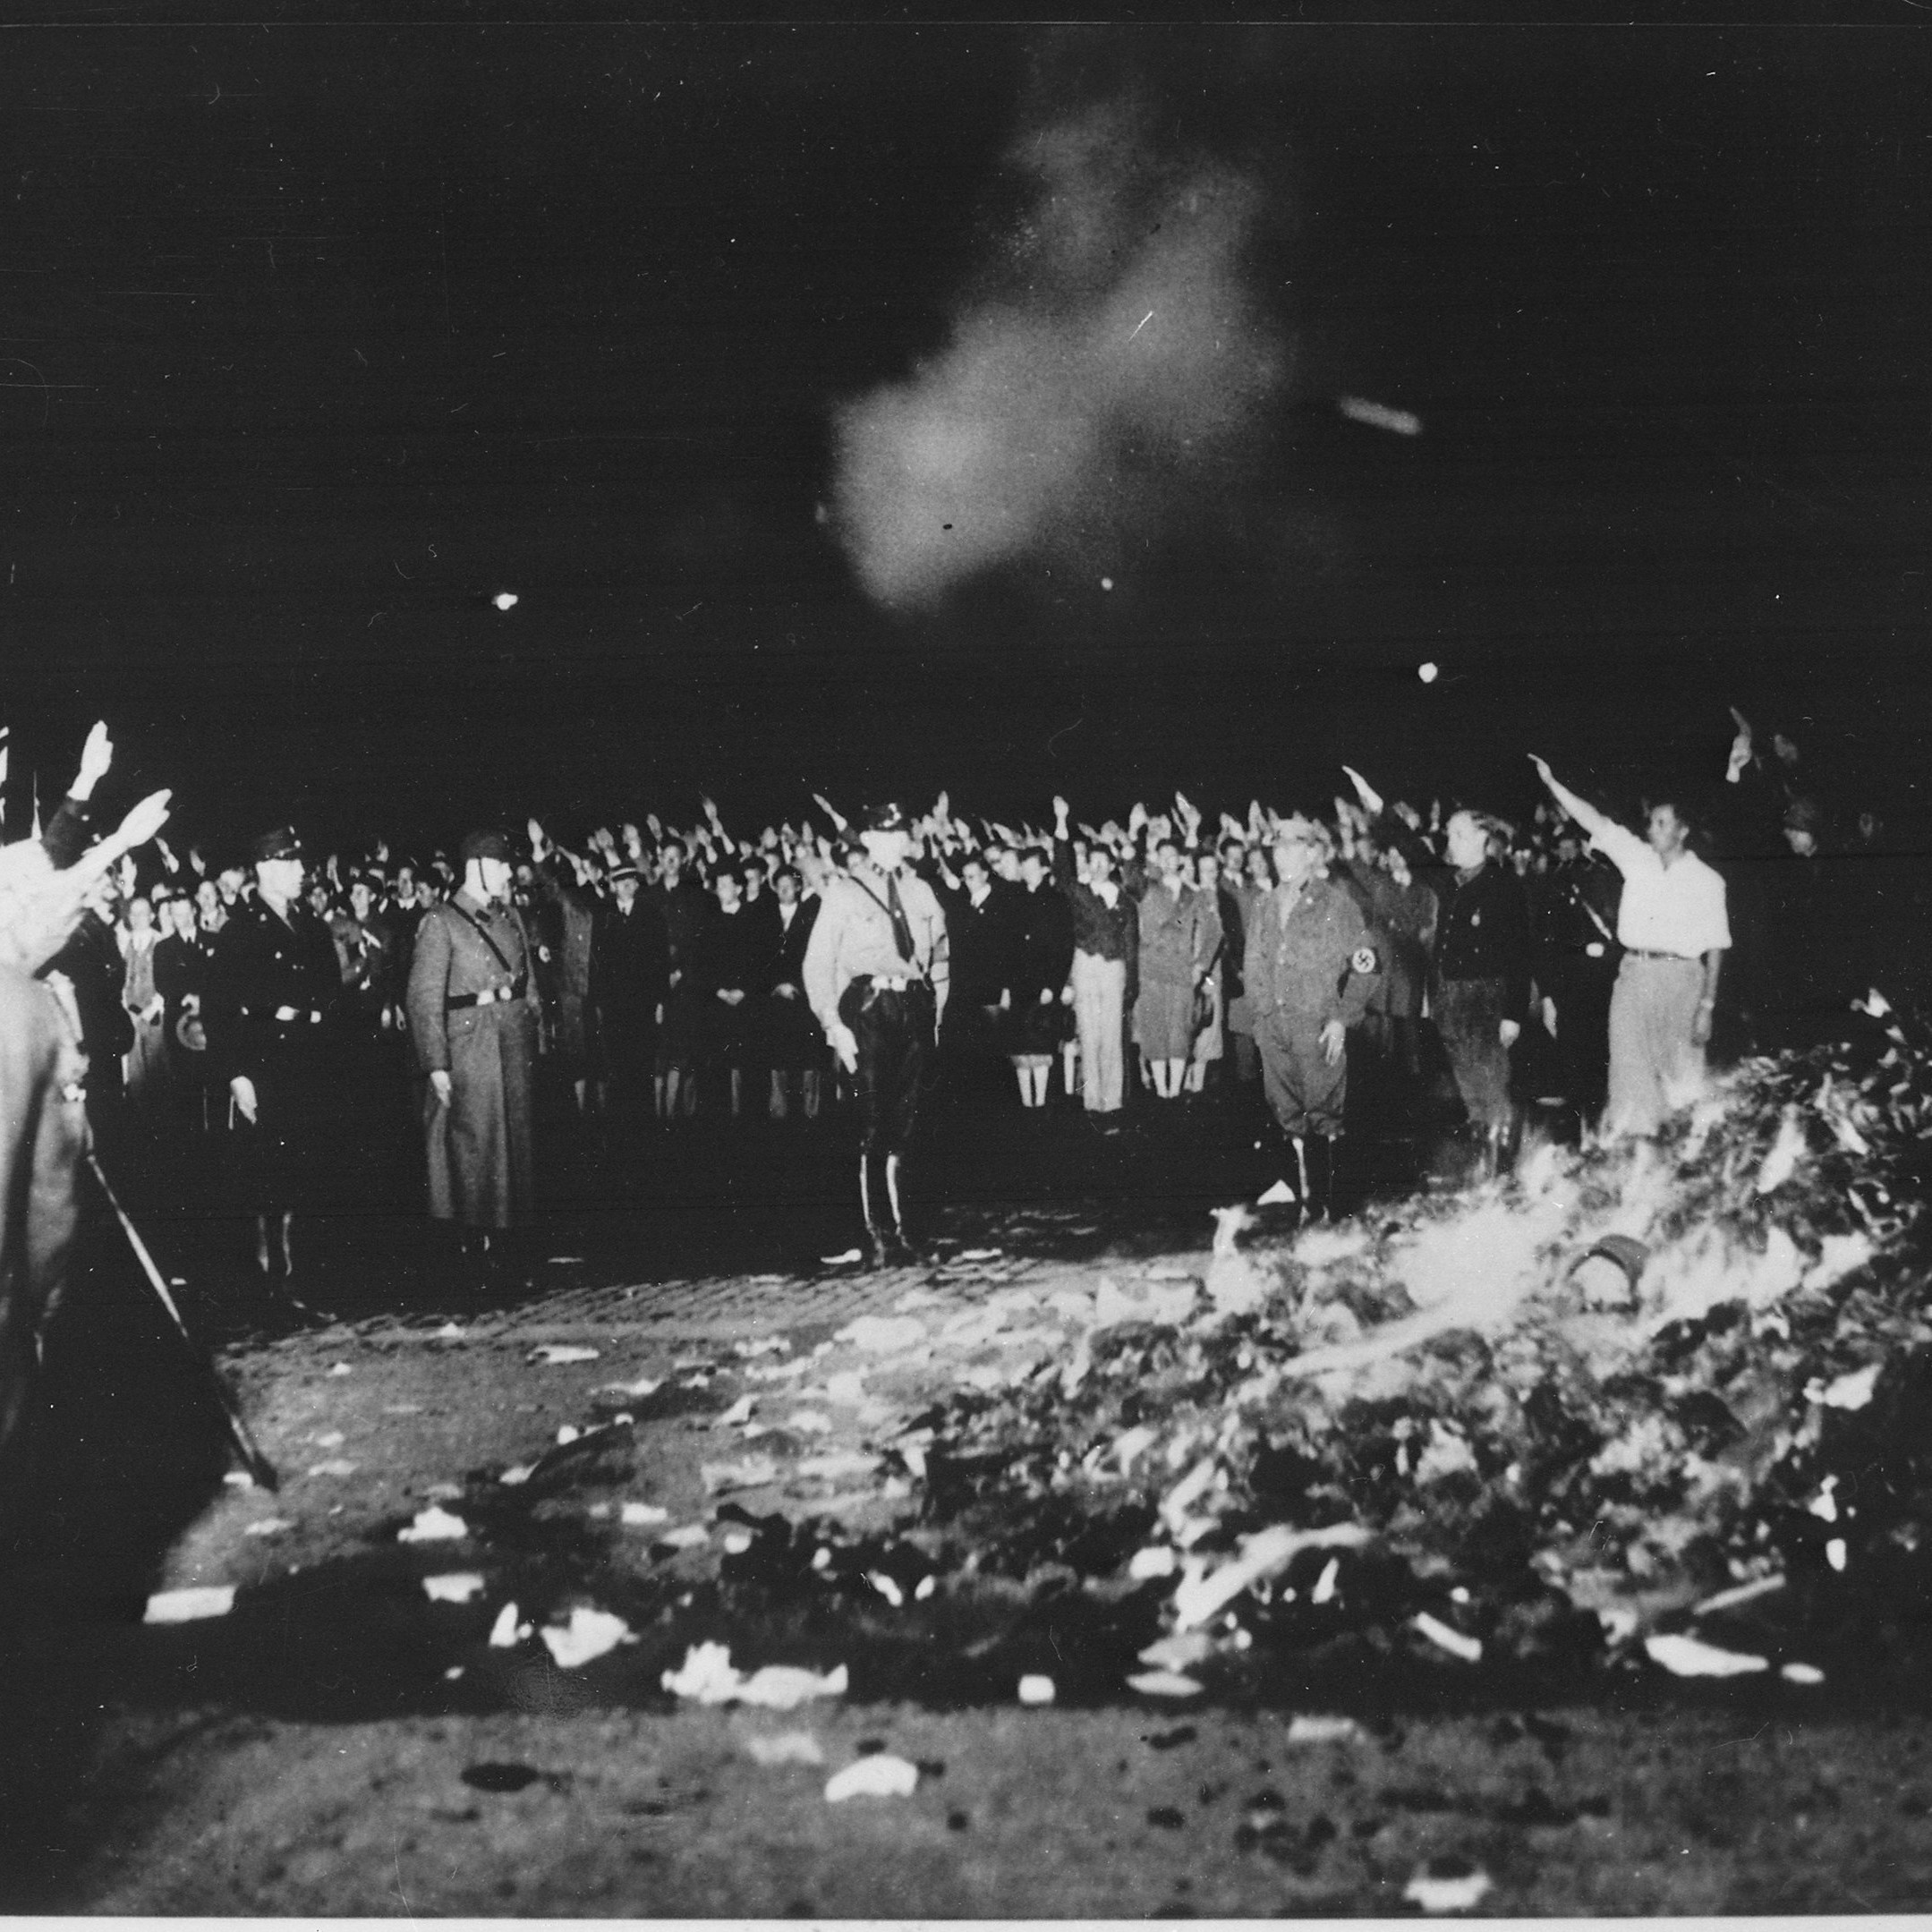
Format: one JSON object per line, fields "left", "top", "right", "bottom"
{"left": 1244, "top": 815, "right": 1381, "bottom": 1221}
{"left": 406, "top": 829, "right": 541, "bottom": 1286}
{"left": 802, "top": 803, "right": 949, "bottom": 1265}
{"left": 206, "top": 827, "right": 345, "bottom": 1287}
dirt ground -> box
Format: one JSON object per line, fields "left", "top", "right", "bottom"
{"left": 4, "top": 1101, "right": 1932, "bottom": 1915}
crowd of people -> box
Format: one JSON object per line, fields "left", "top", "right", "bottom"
{"left": 2, "top": 704, "right": 1916, "bottom": 1346}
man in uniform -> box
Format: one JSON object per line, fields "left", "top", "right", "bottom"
{"left": 803, "top": 803, "right": 949, "bottom": 1266}
{"left": 406, "top": 829, "right": 542, "bottom": 1288}
{"left": 206, "top": 827, "right": 345, "bottom": 1291}
{"left": 1245, "top": 815, "right": 1381, "bottom": 1222}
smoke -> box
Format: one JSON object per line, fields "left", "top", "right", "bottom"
{"left": 830, "top": 93, "right": 1291, "bottom": 610}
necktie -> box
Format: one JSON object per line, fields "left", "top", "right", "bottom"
{"left": 884, "top": 872, "right": 917, "bottom": 965}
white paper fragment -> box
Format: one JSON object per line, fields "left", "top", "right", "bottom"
{"left": 957, "top": 1247, "right": 1003, "bottom": 1263}
{"left": 1017, "top": 1673, "right": 1056, "bottom": 1706}
{"left": 1404, "top": 1867, "right": 1493, "bottom": 1913}
{"left": 746, "top": 1732, "right": 825, "bottom": 1766}
{"left": 599, "top": 1376, "right": 663, "bottom": 1400}
{"left": 660, "top": 1641, "right": 848, "bottom": 1709}
{"left": 223, "top": 1471, "right": 256, "bottom": 1490}
{"left": 311, "top": 1430, "right": 345, "bottom": 1449}
{"left": 1411, "top": 1611, "right": 1483, "bottom": 1664}
{"left": 1781, "top": 1661, "right": 1826, "bottom": 1686}
{"left": 397, "top": 1506, "right": 469, "bottom": 1544}
{"left": 307, "top": 1460, "right": 358, "bottom": 1478}
{"left": 835, "top": 1315, "right": 928, "bottom": 1354}
{"left": 715, "top": 1395, "right": 755, "bottom": 1427}
{"left": 498, "top": 1464, "right": 535, "bottom": 1487}
{"left": 1139, "top": 1631, "right": 1213, "bottom": 1672}
{"left": 531, "top": 1344, "right": 600, "bottom": 1366}
{"left": 821, "top": 1248, "right": 864, "bottom": 1267}
{"left": 435, "top": 1323, "right": 466, "bottom": 1340}
{"left": 658, "top": 1524, "right": 711, "bottom": 1549}
{"left": 1644, "top": 1632, "right": 1769, "bottom": 1678}
{"left": 1127, "top": 1670, "right": 1205, "bottom": 1698}
{"left": 540, "top": 1607, "right": 632, "bottom": 1668}
{"left": 488, "top": 1602, "right": 528, "bottom": 1647}
{"left": 144, "top": 1585, "right": 235, "bottom": 1624}
{"left": 1172, "top": 1523, "right": 1370, "bottom": 1630}
{"left": 1826, "top": 1538, "right": 1848, "bottom": 1572}
{"left": 824, "top": 1754, "right": 918, "bottom": 1802}
{"left": 243, "top": 1518, "right": 294, "bottom": 1538}
{"left": 1817, "top": 1363, "right": 1880, "bottom": 1411}
{"left": 328, "top": 1363, "right": 353, "bottom": 1377}
{"left": 1257, "top": 1179, "right": 1298, "bottom": 1206}
{"left": 620, "top": 1502, "right": 670, "bottom": 1528}
{"left": 869, "top": 1572, "right": 904, "bottom": 1608}
{"left": 1286, "top": 1715, "right": 1362, "bottom": 1745}
{"left": 1129, "top": 1545, "right": 1178, "bottom": 1580}
{"left": 422, "top": 1571, "right": 486, "bottom": 1604}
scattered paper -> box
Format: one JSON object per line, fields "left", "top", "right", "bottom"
{"left": 599, "top": 1376, "right": 664, "bottom": 1399}
{"left": 1645, "top": 1632, "right": 1769, "bottom": 1678}
{"left": 1257, "top": 1179, "right": 1298, "bottom": 1206}
{"left": 144, "top": 1585, "right": 235, "bottom": 1624}
{"left": 530, "top": 1344, "right": 600, "bottom": 1366}
{"left": 661, "top": 1642, "right": 849, "bottom": 1709}
{"left": 1129, "top": 1545, "right": 1178, "bottom": 1580}
{"left": 1127, "top": 1670, "right": 1205, "bottom": 1698}
{"left": 243, "top": 1518, "right": 294, "bottom": 1538}
{"left": 222, "top": 1471, "right": 256, "bottom": 1490}
{"left": 746, "top": 1732, "right": 825, "bottom": 1766}
{"left": 328, "top": 1363, "right": 353, "bottom": 1377}
{"left": 702, "top": 1458, "right": 781, "bottom": 1495}
{"left": 489, "top": 1602, "right": 530, "bottom": 1647}
{"left": 656, "top": 1524, "right": 711, "bottom": 1549}
{"left": 498, "top": 1464, "right": 535, "bottom": 1486}
{"left": 540, "top": 1607, "right": 632, "bottom": 1668}
{"left": 435, "top": 1323, "right": 466, "bottom": 1340}
{"left": 306, "top": 1460, "right": 358, "bottom": 1479}
{"left": 825, "top": 1754, "right": 918, "bottom": 1802}
{"left": 715, "top": 1395, "right": 755, "bottom": 1427}
{"left": 1017, "top": 1674, "right": 1056, "bottom": 1706}
{"left": 1172, "top": 1522, "right": 1369, "bottom": 1630}
{"left": 821, "top": 1248, "right": 864, "bottom": 1267}
{"left": 620, "top": 1502, "right": 670, "bottom": 1528}
{"left": 836, "top": 1315, "right": 927, "bottom": 1354}
{"left": 311, "top": 1430, "right": 345, "bottom": 1449}
{"left": 1411, "top": 1611, "right": 1483, "bottom": 1664}
{"left": 1404, "top": 1865, "right": 1494, "bottom": 1913}
{"left": 397, "top": 1506, "right": 469, "bottom": 1544}
{"left": 422, "top": 1572, "right": 486, "bottom": 1604}
{"left": 1816, "top": 1362, "right": 1880, "bottom": 1411}
{"left": 957, "top": 1247, "right": 1003, "bottom": 1263}
{"left": 1781, "top": 1661, "right": 1826, "bottom": 1686}
{"left": 1286, "top": 1715, "right": 1362, "bottom": 1745}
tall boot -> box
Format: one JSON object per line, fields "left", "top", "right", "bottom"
{"left": 858, "top": 1150, "right": 891, "bottom": 1269}
{"left": 884, "top": 1152, "right": 922, "bottom": 1264}
{"left": 1309, "top": 1135, "right": 1339, "bottom": 1225}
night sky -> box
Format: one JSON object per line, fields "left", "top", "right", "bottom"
{"left": 3, "top": 15, "right": 1928, "bottom": 857}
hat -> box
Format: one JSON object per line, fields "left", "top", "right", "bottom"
{"left": 460, "top": 828, "right": 514, "bottom": 864}
{"left": 862, "top": 802, "right": 908, "bottom": 834}
{"left": 608, "top": 863, "right": 641, "bottom": 884}
{"left": 251, "top": 827, "right": 302, "bottom": 865}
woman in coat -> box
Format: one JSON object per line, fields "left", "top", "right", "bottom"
{"left": 1131, "top": 833, "right": 1220, "bottom": 1102}
{"left": 1004, "top": 845, "right": 1075, "bottom": 1111}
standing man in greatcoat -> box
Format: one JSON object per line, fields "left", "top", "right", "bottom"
{"left": 406, "top": 829, "right": 541, "bottom": 1286}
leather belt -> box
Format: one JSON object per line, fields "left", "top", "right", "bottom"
{"left": 253, "top": 1004, "right": 323, "bottom": 1024}
{"left": 448, "top": 980, "right": 527, "bottom": 1010}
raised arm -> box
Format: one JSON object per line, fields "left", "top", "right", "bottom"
{"left": 1528, "top": 755, "right": 1612, "bottom": 842}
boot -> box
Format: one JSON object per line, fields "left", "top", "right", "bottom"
{"left": 859, "top": 1151, "right": 893, "bottom": 1270}
{"left": 1308, "top": 1135, "right": 1338, "bottom": 1225}
{"left": 884, "top": 1152, "right": 923, "bottom": 1264}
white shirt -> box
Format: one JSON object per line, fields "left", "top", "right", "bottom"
{"left": 1590, "top": 823, "right": 1731, "bottom": 957}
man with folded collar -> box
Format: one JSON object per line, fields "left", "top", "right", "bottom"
{"left": 206, "top": 826, "right": 345, "bottom": 1289}
{"left": 407, "top": 829, "right": 541, "bottom": 1290}
{"left": 803, "top": 802, "right": 949, "bottom": 1267}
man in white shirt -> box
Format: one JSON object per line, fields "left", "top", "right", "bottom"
{"left": 1530, "top": 756, "right": 1729, "bottom": 1137}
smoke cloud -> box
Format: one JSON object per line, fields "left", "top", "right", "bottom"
{"left": 830, "top": 94, "right": 1291, "bottom": 610}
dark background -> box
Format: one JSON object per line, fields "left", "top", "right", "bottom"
{"left": 3, "top": 13, "right": 1928, "bottom": 855}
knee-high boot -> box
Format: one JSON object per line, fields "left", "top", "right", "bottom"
{"left": 859, "top": 1149, "right": 891, "bottom": 1267}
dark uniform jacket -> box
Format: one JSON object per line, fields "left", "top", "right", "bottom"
{"left": 592, "top": 897, "right": 669, "bottom": 1025}
{"left": 44, "top": 907, "right": 134, "bottom": 1073}
{"left": 1433, "top": 861, "right": 1534, "bottom": 1015}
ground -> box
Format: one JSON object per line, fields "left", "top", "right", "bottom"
{"left": 3, "top": 1087, "right": 1930, "bottom": 1915}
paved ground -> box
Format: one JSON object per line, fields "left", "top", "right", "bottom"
{"left": 4, "top": 1092, "right": 1929, "bottom": 1913}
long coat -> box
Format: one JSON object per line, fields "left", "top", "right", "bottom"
{"left": 1132, "top": 878, "right": 1218, "bottom": 1059}
{"left": 406, "top": 890, "right": 540, "bottom": 1230}
{"left": 206, "top": 898, "right": 345, "bottom": 1213}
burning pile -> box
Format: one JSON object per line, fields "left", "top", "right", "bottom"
{"left": 905, "top": 996, "right": 1932, "bottom": 1692}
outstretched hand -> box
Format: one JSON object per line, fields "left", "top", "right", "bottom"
{"left": 111, "top": 788, "right": 173, "bottom": 855}
{"left": 74, "top": 719, "right": 114, "bottom": 796}
{"left": 1528, "top": 753, "right": 1554, "bottom": 787}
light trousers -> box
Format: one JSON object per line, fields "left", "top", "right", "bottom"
{"left": 1071, "top": 951, "right": 1127, "bottom": 1115}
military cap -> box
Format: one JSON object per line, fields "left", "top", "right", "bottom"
{"left": 459, "top": 828, "right": 514, "bottom": 864}
{"left": 861, "top": 802, "right": 908, "bottom": 834}
{"left": 251, "top": 826, "right": 302, "bottom": 864}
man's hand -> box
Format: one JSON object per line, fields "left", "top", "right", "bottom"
{"left": 774, "top": 982, "right": 798, "bottom": 1000}
{"left": 827, "top": 1021, "right": 859, "bottom": 1073}
{"left": 72, "top": 720, "right": 113, "bottom": 800}
{"left": 1499, "top": 1018, "right": 1521, "bottom": 1049}
{"left": 1726, "top": 705, "right": 1753, "bottom": 783}
{"left": 527, "top": 817, "right": 548, "bottom": 858}
{"left": 1541, "top": 996, "right": 1558, "bottom": 1041}
{"left": 230, "top": 1075, "right": 259, "bottom": 1125}
{"left": 1039, "top": 986, "right": 1054, "bottom": 1005}
{"left": 1528, "top": 753, "right": 1555, "bottom": 787}
{"left": 1319, "top": 1018, "right": 1346, "bottom": 1067}
{"left": 101, "top": 779, "right": 172, "bottom": 856}
{"left": 430, "top": 1069, "right": 453, "bottom": 1108}
{"left": 933, "top": 790, "right": 950, "bottom": 822}
{"left": 1052, "top": 795, "right": 1070, "bottom": 823}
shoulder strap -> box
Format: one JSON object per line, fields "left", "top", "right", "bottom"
{"left": 447, "top": 899, "right": 519, "bottom": 978}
